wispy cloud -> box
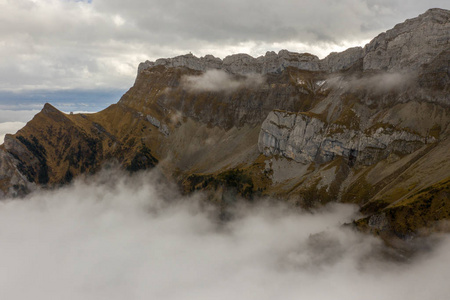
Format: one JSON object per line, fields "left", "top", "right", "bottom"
{"left": 326, "top": 71, "right": 415, "bottom": 94}
{"left": 182, "top": 69, "right": 265, "bottom": 93}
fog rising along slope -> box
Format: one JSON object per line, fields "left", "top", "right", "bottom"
{"left": 1, "top": 8, "right": 449, "bottom": 239}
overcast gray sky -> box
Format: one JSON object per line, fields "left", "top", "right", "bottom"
{"left": 0, "top": 0, "right": 449, "bottom": 95}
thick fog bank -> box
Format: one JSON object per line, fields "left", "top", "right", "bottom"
{"left": 0, "top": 169, "right": 449, "bottom": 300}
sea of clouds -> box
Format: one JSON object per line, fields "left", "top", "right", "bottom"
{"left": 0, "top": 168, "right": 449, "bottom": 300}
{"left": 0, "top": 109, "right": 40, "bottom": 144}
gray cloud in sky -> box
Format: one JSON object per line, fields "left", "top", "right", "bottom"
{"left": 0, "top": 0, "right": 449, "bottom": 94}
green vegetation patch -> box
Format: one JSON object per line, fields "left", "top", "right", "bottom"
{"left": 341, "top": 174, "right": 374, "bottom": 205}
{"left": 429, "top": 124, "right": 441, "bottom": 139}
{"left": 358, "top": 178, "right": 450, "bottom": 238}
{"left": 334, "top": 107, "right": 360, "bottom": 130}
{"left": 185, "top": 168, "right": 257, "bottom": 200}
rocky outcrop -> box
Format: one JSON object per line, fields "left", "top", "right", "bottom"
{"left": 363, "top": 8, "right": 450, "bottom": 71}
{"left": 321, "top": 47, "right": 364, "bottom": 72}
{"left": 138, "top": 49, "right": 360, "bottom": 75}
{"left": 0, "top": 138, "right": 36, "bottom": 197}
{"left": 138, "top": 50, "right": 322, "bottom": 75}
{"left": 258, "top": 110, "right": 434, "bottom": 165}
{"left": 146, "top": 114, "right": 170, "bottom": 136}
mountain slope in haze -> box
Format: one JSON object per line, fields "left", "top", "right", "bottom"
{"left": 1, "top": 8, "right": 449, "bottom": 242}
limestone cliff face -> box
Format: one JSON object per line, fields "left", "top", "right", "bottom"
{"left": 124, "top": 65, "right": 327, "bottom": 129}
{"left": 0, "top": 9, "right": 449, "bottom": 242}
{"left": 138, "top": 50, "right": 322, "bottom": 75}
{"left": 363, "top": 8, "right": 450, "bottom": 71}
{"left": 138, "top": 48, "right": 364, "bottom": 75}
{"left": 258, "top": 110, "right": 434, "bottom": 165}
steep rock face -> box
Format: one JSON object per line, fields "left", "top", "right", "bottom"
{"left": 125, "top": 65, "right": 328, "bottom": 129}
{"left": 363, "top": 8, "right": 450, "bottom": 71}
{"left": 258, "top": 110, "right": 434, "bottom": 165}
{"left": 0, "top": 144, "right": 35, "bottom": 197}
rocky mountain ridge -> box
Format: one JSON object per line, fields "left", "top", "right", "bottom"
{"left": 139, "top": 8, "right": 449, "bottom": 75}
{"left": 0, "top": 8, "right": 449, "bottom": 243}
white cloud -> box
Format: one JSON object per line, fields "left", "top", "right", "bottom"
{"left": 326, "top": 72, "right": 415, "bottom": 94}
{"left": 0, "top": 122, "right": 25, "bottom": 143}
{"left": 0, "top": 168, "right": 449, "bottom": 300}
{"left": 182, "top": 70, "right": 265, "bottom": 93}
{"left": 0, "top": 109, "right": 39, "bottom": 123}
{"left": 0, "top": 109, "right": 40, "bottom": 143}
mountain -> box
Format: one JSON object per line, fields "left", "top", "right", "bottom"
{"left": 1, "top": 8, "right": 449, "bottom": 242}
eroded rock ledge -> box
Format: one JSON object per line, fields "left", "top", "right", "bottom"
{"left": 258, "top": 110, "right": 436, "bottom": 165}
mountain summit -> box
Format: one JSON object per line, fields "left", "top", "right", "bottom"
{"left": 1, "top": 8, "right": 449, "bottom": 242}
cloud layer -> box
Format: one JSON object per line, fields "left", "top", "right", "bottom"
{"left": 0, "top": 168, "right": 449, "bottom": 300}
{"left": 326, "top": 72, "right": 416, "bottom": 94}
{"left": 0, "top": 0, "right": 449, "bottom": 94}
{"left": 182, "top": 70, "right": 265, "bottom": 92}
{"left": 0, "top": 121, "right": 25, "bottom": 143}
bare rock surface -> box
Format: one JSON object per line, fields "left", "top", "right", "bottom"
{"left": 138, "top": 50, "right": 323, "bottom": 74}
{"left": 363, "top": 8, "right": 450, "bottom": 71}
{"left": 258, "top": 110, "right": 434, "bottom": 165}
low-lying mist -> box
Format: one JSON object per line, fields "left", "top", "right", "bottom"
{"left": 182, "top": 69, "right": 265, "bottom": 93}
{"left": 1, "top": 169, "right": 449, "bottom": 300}
{"left": 326, "top": 72, "right": 416, "bottom": 94}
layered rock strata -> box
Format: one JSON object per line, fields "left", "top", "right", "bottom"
{"left": 258, "top": 110, "right": 435, "bottom": 165}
